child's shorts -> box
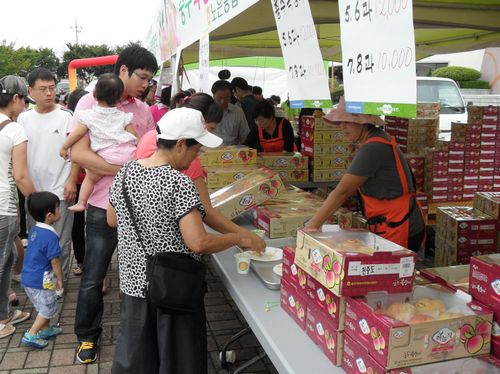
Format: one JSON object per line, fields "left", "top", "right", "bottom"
{"left": 24, "top": 287, "right": 58, "bottom": 319}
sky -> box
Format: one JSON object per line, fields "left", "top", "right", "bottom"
{"left": 0, "top": 0, "right": 161, "bottom": 56}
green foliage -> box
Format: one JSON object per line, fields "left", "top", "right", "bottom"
{"left": 0, "top": 40, "right": 37, "bottom": 77}
{"left": 431, "top": 66, "right": 482, "bottom": 82}
{"left": 33, "top": 48, "right": 60, "bottom": 74}
{"left": 457, "top": 80, "right": 490, "bottom": 89}
{"left": 331, "top": 86, "right": 344, "bottom": 104}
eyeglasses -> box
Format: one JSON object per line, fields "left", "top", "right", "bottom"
{"left": 133, "top": 71, "right": 155, "bottom": 87}
{"left": 32, "top": 87, "right": 56, "bottom": 93}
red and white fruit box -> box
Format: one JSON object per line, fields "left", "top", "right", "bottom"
{"left": 345, "top": 284, "right": 493, "bottom": 370}
{"left": 294, "top": 228, "right": 416, "bottom": 297}
{"left": 305, "top": 305, "right": 343, "bottom": 366}
{"left": 282, "top": 246, "right": 308, "bottom": 297}
{"left": 342, "top": 333, "right": 388, "bottom": 374}
{"left": 280, "top": 278, "right": 308, "bottom": 330}
{"left": 420, "top": 265, "right": 470, "bottom": 292}
{"left": 470, "top": 253, "right": 500, "bottom": 313}
{"left": 305, "top": 275, "right": 346, "bottom": 330}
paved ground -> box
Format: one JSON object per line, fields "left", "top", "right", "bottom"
{"left": 0, "top": 252, "right": 279, "bottom": 374}
{"left": 1, "top": 249, "right": 434, "bottom": 374}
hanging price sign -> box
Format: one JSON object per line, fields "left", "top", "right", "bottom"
{"left": 271, "top": 0, "right": 332, "bottom": 108}
{"left": 339, "top": 0, "right": 417, "bottom": 117}
{"left": 198, "top": 30, "right": 210, "bottom": 93}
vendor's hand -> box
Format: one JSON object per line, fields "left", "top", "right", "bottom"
{"left": 55, "top": 279, "right": 63, "bottom": 291}
{"left": 305, "top": 220, "right": 320, "bottom": 229}
{"left": 248, "top": 232, "right": 266, "bottom": 253}
{"left": 236, "top": 232, "right": 253, "bottom": 252}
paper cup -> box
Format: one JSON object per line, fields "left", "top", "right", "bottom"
{"left": 251, "top": 229, "right": 266, "bottom": 239}
{"left": 234, "top": 252, "right": 252, "bottom": 274}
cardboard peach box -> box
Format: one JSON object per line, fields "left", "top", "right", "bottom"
{"left": 275, "top": 169, "right": 308, "bottom": 182}
{"left": 203, "top": 165, "right": 258, "bottom": 189}
{"left": 470, "top": 253, "right": 500, "bottom": 313}
{"left": 474, "top": 191, "right": 500, "bottom": 219}
{"left": 301, "top": 129, "right": 349, "bottom": 143}
{"left": 419, "top": 265, "right": 470, "bottom": 292}
{"left": 309, "top": 155, "right": 353, "bottom": 169}
{"left": 391, "top": 354, "right": 500, "bottom": 374}
{"left": 306, "top": 274, "right": 346, "bottom": 331}
{"left": 256, "top": 152, "right": 308, "bottom": 170}
{"left": 250, "top": 204, "right": 352, "bottom": 239}
{"left": 345, "top": 284, "right": 494, "bottom": 369}
{"left": 282, "top": 246, "right": 309, "bottom": 297}
{"left": 309, "top": 167, "right": 347, "bottom": 182}
{"left": 198, "top": 145, "right": 257, "bottom": 166}
{"left": 294, "top": 228, "right": 416, "bottom": 297}
{"left": 417, "top": 102, "right": 440, "bottom": 111}
{"left": 342, "top": 333, "right": 388, "bottom": 374}
{"left": 280, "top": 278, "right": 307, "bottom": 330}
{"left": 306, "top": 305, "right": 343, "bottom": 366}
{"left": 300, "top": 140, "right": 356, "bottom": 156}
{"left": 314, "top": 116, "right": 338, "bottom": 130}
{"left": 257, "top": 191, "right": 324, "bottom": 207}
{"left": 210, "top": 167, "right": 284, "bottom": 219}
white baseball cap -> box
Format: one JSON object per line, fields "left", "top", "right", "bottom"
{"left": 157, "top": 107, "right": 222, "bottom": 148}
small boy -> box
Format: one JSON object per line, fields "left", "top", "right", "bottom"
{"left": 20, "top": 192, "right": 63, "bottom": 348}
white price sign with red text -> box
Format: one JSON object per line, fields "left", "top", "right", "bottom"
{"left": 339, "top": 0, "right": 417, "bottom": 117}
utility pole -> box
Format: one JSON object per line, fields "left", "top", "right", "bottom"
{"left": 70, "top": 19, "right": 84, "bottom": 45}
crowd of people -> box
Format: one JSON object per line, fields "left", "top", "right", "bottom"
{"left": 0, "top": 45, "right": 290, "bottom": 373}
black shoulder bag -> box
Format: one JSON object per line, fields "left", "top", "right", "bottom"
{"left": 121, "top": 163, "right": 207, "bottom": 315}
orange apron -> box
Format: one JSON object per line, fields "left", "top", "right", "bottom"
{"left": 359, "top": 135, "right": 425, "bottom": 249}
{"left": 259, "top": 118, "right": 298, "bottom": 152}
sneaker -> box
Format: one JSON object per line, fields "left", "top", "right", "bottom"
{"left": 77, "top": 342, "right": 98, "bottom": 364}
{"left": 38, "top": 325, "right": 62, "bottom": 339}
{"left": 11, "top": 273, "right": 21, "bottom": 283}
{"left": 21, "top": 331, "right": 48, "bottom": 348}
{"left": 56, "top": 288, "right": 64, "bottom": 299}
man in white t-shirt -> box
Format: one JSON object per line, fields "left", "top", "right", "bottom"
{"left": 17, "top": 69, "right": 80, "bottom": 297}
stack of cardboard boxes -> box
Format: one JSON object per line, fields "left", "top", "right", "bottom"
{"left": 434, "top": 206, "right": 497, "bottom": 266}
{"left": 257, "top": 152, "right": 309, "bottom": 182}
{"left": 300, "top": 115, "right": 354, "bottom": 182}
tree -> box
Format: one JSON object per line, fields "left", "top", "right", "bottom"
{"left": 33, "top": 48, "right": 60, "bottom": 75}
{"left": 58, "top": 43, "right": 117, "bottom": 84}
{"left": 0, "top": 40, "right": 37, "bottom": 77}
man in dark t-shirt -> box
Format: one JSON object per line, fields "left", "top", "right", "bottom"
{"left": 231, "top": 77, "right": 260, "bottom": 132}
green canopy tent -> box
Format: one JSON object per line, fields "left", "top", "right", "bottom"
{"left": 173, "top": 0, "right": 500, "bottom": 64}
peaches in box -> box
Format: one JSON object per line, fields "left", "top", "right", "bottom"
{"left": 294, "top": 228, "right": 416, "bottom": 297}
{"left": 257, "top": 152, "right": 308, "bottom": 170}
{"left": 198, "top": 145, "right": 257, "bottom": 166}
{"left": 344, "top": 284, "right": 493, "bottom": 369}
{"left": 280, "top": 278, "right": 307, "bottom": 330}
{"left": 210, "top": 167, "right": 284, "bottom": 219}
{"left": 419, "top": 265, "right": 470, "bottom": 292}
{"left": 306, "top": 304, "right": 343, "bottom": 366}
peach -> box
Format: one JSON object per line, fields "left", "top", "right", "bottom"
{"left": 408, "top": 314, "right": 436, "bottom": 324}
{"left": 458, "top": 277, "right": 469, "bottom": 284}
{"left": 438, "top": 312, "right": 465, "bottom": 320}
{"left": 387, "top": 302, "right": 416, "bottom": 323}
{"left": 414, "top": 297, "right": 447, "bottom": 314}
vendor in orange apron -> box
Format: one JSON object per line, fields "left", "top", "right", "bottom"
{"left": 243, "top": 100, "right": 297, "bottom": 152}
{"left": 305, "top": 97, "right": 425, "bottom": 253}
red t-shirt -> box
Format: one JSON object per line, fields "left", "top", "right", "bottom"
{"left": 135, "top": 130, "right": 206, "bottom": 182}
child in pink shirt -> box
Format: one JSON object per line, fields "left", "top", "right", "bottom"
{"left": 60, "top": 74, "right": 138, "bottom": 212}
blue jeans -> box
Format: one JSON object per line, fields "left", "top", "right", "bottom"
{"left": 74, "top": 205, "right": 117, "bottom": 343}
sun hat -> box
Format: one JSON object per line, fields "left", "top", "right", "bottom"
{"left": 157, "top": 107, "right": 223, "bottom": 148}
{"left": 323, "top": 96, "right": 387, "bottom": 126}
{"left": 0, "top": 75, "right": 29, "bottom": 97}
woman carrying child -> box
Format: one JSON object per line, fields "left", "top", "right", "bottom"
{"left": 60, "top": 74, "right": 139, "bottom": 212}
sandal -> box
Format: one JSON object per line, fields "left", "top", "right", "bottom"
{"left": 0, "top": 324, "right": 16, "bottom": 339}
{"left": 6, "top": 310, "right": 30, "bottom": 326}
{"left": 21, "top": 331, "right": 48, "bottom": 348}
{"left": 73, "top": 264, "right": 83, "bottom": 276}
{"left": 38, "top": 326, "right": 62, "bottom": 339}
